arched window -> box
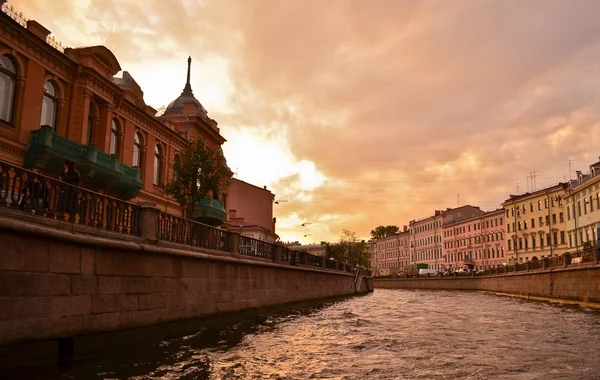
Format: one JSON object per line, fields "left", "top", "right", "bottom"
{"left": 87, "top": 102, "right": 98, "bottom": 145}
{"left": 0, "top": 55, "right": 17, "bottom": 123}
{"left": 132, "top": 132, "right": 143, "bottom": 168}
{"left": 109, "top": 119, "right": 120, "bottom": 155}
{"left": 153, "top": 144, "right": 162, "bottom": 186}
{"left": 40, "top": 81, "right": 58, "bottom": 128}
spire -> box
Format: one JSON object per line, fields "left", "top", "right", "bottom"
{"left": 182, "top": 56, "right": 193, "bottom": 95}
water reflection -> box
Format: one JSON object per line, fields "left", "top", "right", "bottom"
{"left": 2, "top": 290, "right": 600, "bottom": 379}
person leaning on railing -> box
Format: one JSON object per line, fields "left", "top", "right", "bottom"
{"left": 19, "top": 167, "right": 47, "bottom": 213}
{"left": 58, "top": 159, "right": 82, "bottom": 217}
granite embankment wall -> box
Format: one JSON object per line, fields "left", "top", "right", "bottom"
{"left": 0, "top": 211, "right": 370, "bottom": 347}
{"left": 375, "top": 266, "right": 600, "bottom": 303}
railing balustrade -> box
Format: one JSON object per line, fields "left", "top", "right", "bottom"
{"left": 306, "top": 254, "right": 322, "bottom": 267}
{"left": 239, "top": 235, "right": 274, "bottom": 260}
{"left": 0, "top": 161, "right": 363, "bottom": 275}
{"left": 0, "top": 160, "right": 140, "bottom": 235}
{"left": 158, "top": 212, "right": 229, "bottom": 253}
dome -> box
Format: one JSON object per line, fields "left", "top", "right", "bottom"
{"left": 163, "top": 56, "right": 207, "bottom": 116}
{"left": 164, "top": 93, "right": 207, "bottom": 116}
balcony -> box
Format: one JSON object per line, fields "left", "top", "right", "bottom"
{"left": 190, "top": 197, "right": 227, "bottom": 226}
{"left": 24, "top": 126, "right": 143, "bottom": 200}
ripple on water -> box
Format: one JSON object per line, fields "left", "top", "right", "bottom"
{"left": 3, "top": 290, "right": 600, "bottom": 379}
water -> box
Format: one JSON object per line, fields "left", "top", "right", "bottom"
{"left": 3, "top": 290, "right": 600, "bottom": 379}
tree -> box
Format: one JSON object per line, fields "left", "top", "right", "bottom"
{"left": 165, "top": 138, "right": 229, "bottom": 218}
{"left": 370, "top": 225, "right": 400, "bottom": 240}
{"left": 325, "top": 229, "right": 371, "bottom": 267}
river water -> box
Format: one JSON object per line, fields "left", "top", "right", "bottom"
{"left": 4, "top": 289, "right": 600, "bottom": 380}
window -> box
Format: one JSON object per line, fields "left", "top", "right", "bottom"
{"left": 531, "top": 218, "right": 535, "bottom": 228}
{"left": 153, "top": 144, "right": 163, "bottom": 186}
{"left": 110, "top": 119, "right": 120, "bottom": 155}
{"left": 133, "top": 132, "right": 143, "bottom": 168}
{"left": 0, "top": 55, "right": 17, "bottom": 123}
{"left": 87, "top": 102, "right": 97, "bottom": 145}
{"left": 40, "top": 81, "right": 58, "bottom": 128}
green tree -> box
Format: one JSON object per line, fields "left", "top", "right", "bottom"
{"left": 165, "top": 138, "right": 229, "bottom": 218}
{"left": 328, "top": 229, "right": 370, "bottom": 267}
{"left": 370, "top": 225, "right": 400, "bottom": 240}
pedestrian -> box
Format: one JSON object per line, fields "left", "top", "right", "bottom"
{"left": 63, "top": 159, "right": 81, "bottom": 187}
{"left": 59, "top": 160, "right": 82, "bottom": 218}
{"left": 19, "top": 167, "right": 47, "bottom": 213}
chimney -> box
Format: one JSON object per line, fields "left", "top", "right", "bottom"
{"left": 263, "top": 186, "right": 267, "bottom": 189}
{"left": 26, "top": 20, "right": 51, "bottom": 41}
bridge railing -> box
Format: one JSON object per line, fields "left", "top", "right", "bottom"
{"left": 0, "top": 160, "right": 140, "bottom": 235}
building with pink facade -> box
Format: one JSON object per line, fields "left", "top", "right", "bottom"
{"left": 373, "top": 227, "right": 410, "bottom": 276}
{"left": 409, "top": 206, "right": 484, "bottom": 271}
{"left": 225, "top": 178, "right": 278, "bottom": 242}
{"left": 443, "top": 209, "right": 506, "bottom": 271}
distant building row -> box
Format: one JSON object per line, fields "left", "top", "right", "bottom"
{"left": 373, "top": 157, "right": 600, "bottom": 275}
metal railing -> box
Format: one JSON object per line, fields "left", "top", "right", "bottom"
{"left": 239, "top": 235, "right": 274, "bottom": 260}
{"left": 158, "top": 212, "right": 230, "bottom": 253}
{"left": 0, "top": 162, "right": 363, "bottom": 274}
{"left": 306, "top": 253, "right": 322, "bottom": 267}
{"left": 0, "top": 160, "right": 140, "bottom": 235}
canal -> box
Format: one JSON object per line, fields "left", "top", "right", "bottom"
{"left": 2, "top": 289, "right": 600, "bottom": 379}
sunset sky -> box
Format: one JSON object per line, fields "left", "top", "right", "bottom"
{"left": 14, "top": 0, "right": 600, "bottom": 244}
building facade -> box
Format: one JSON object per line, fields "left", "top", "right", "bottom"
{"left": 0, "top": 3, "right": 233, "bottom": 225}
{"left": 563, "top": 160, "right": 600, "bottom": 252}
{"left": 502, "top": 183, "right": 568, "bottom": 264}
{"left": 409, "top": 206, "right": 484, "bottom": 271}
{"left": 443, "top": 209, "right": 506, "bottom": 271}
{"left": 409, "top": 211, "right": 444, "bottom": 271}
{"left": 226, "top": 179, "right": 278, "bottom": 242}
{"left": 373, "top": 227, "right": 410, "bottom": 276}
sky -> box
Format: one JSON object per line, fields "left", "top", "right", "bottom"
{"left": 13, "top": 0, "right": 600, "bottom": 244}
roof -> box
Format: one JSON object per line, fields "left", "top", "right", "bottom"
{"left": 163, "top": 56, "right": 207, "bottom": 116}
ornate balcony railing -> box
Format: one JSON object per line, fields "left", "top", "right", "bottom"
{"left": 158, "top": 212, "right": 230, "bottom": 253}
{"left": 0, "top": 160, "right": 140, "bottom": 235}
{"left": 26, "top": 126, "right": 142, "bottom": 199}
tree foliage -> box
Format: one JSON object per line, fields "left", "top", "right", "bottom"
{"left": 165, "top": 138, "right": 229, "bottom": 217}
{"left": 370, "top": 225, "right": 400, "bottom": 240}
{"left": 325, "top": 229, "right": 371, "bottom": 267}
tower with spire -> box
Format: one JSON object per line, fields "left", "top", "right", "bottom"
{"left": 162, "top": 56, "right": 207, "bottom": 117}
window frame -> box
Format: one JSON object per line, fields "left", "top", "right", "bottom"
{"left": 0, "top": 55, "right": 17, "bottom": 124}
{"left": 109, "top": 118, "right": 121, "bottom": 155}
{"left": 40, "top": 80, "right": 59, "bottom": 128}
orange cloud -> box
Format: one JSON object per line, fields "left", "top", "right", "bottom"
{"left": 15, "top": 0, "right": 600, "bottom": 244}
